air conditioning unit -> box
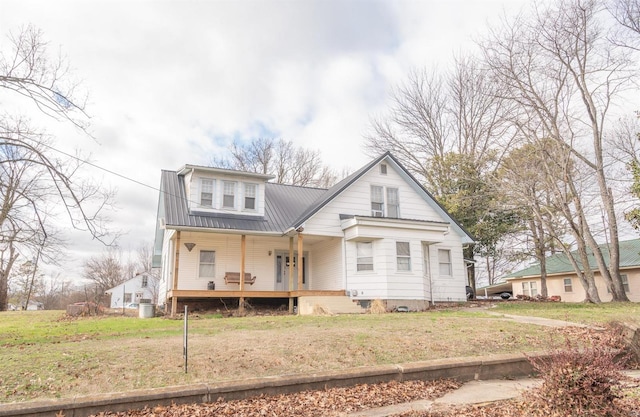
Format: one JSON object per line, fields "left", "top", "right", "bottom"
{"left": 372, "top": 210, "right": 384, "bottom": 217}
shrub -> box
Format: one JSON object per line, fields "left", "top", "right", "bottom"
{"left": 524, "top": 325, "right": 631, "bottom": 416}
{"left": 369, "top": 299, "right": 387, "bottom": 314}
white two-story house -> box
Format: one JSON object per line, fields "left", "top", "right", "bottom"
{"left": 153, "top": 152, "right": 474, "bottom": 315}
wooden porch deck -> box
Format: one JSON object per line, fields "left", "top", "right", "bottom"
{"left": 168, "top": 289, "right": 346, "bottom": 299}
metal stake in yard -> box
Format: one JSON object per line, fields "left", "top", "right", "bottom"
{"left": 183, "top": 305, "right": 188, "bottom": 373}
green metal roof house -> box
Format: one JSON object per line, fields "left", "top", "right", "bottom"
{"left": 503, "top": 238, "right": 640, "bottom": 302}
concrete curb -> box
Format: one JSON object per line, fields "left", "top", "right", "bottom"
{"left": 0, "top": 352, "right": 542, "bottom": 417}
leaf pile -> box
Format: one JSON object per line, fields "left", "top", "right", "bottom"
{"left": 395, "top": 395, "right": 640, "bottom": 417}
{"left": 90, "top": 379, "right": 460, "bottom": 417}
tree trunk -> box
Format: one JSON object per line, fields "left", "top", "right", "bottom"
{"left": 464, "top": 245, "right": 476, "bottom": 299}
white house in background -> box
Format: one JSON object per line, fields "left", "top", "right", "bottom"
{"left": 153, "top": 152, "right": 475, "bottom": 316}
{"left": 105, "top": 272, "right": 158, "bottom": 308}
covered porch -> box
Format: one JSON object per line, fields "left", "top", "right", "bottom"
{"left": 164, "top": 228, "right": 346, "bottom": 316}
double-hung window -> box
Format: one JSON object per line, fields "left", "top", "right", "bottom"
{"left": 387, "top": 188, "right": 399, "bottom": 218}
{"left": 522, "top": 281, "right": 538, "bottom": 297}
{"left": 371, "top": 186, "right": 384, "bottom": 217}
{"left": 244, "top": 183, "right": 256, "bottom": 210}
{"left": 223, "top": 181, "right": 236, "bottom": 209}
{"left": 200, "top": 178, "right": 214, "bottom": 207}
{"left": 438, "top": 249, "right": 452, "bottom": 276}
{"left": 356, "top": 242, "right": 373, "bottom": 271}
{"left": 141, "top": 275, "right": 148, "bottom": 288}
{"left": 563, "top": 278, "right": 572, "bottom": 292}
{"left": 396, "top": 241, "right": 411, "bottom": 271}
{"left": 622, "top": 274, "right": 630, "bottom": 292}
{"left": 199, "top": 250, "right": 215, "bottom": 278}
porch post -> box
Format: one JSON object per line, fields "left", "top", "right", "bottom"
{"left": 297, "top": 232, "right": 304, "bottom": 290}
{"left": 288, "top": 237, "right": 294, "bottom": 313}
{"left": 239, "top": 234, "right": 246, "bottom": 314}
{"left": 171, "top": 231, "right": 181, "bottom": 317}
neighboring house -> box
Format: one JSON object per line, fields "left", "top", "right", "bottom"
{"left": 503, "top": 238, "right": 640, "bottom": 302}
{"left": 105, "top": 272, "right": 158, "bottom": 309}
{"left": 21, "top": 300, "right": 44, "bottom": 310}
{"left": 153, "top": 152, "right": 474, "bottom": 316}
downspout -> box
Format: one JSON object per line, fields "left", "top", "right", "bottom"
{"left": 426, "top": 242, "right": 435, "bottom": 305}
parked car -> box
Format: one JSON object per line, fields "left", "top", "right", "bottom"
{"left": 125, "top": 303, "right": 139, "bottom": 309}
{"left": 466, "top": 286, "right": 475, "bottom": 300}
{"left": 499, "top": 292, "right": 512, "bottom": 300}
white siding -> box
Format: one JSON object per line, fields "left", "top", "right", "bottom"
{"left": 308, "top": 237, "right": 343, "bottom": 290}
{"left": 304, "top": 161, "right": 445, "bottom": 236}
{"left": 172, "top": 232, "right": 324, "bottom": 291}
{"left": 160, "top": 156, "right": 469, "bottom": 305}
{"left": 427, "top": 235, "right": 467, "bottom": 302}
{"left": 186, "top": 170, "right": 267, "bottom": 216}
{"left": 158, "top": 229, "right": 176, "bottom": 305}
{"left": 343, "top": 228, "right": 466, "bottom": 302}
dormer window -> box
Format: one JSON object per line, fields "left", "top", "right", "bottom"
{"left": 201, "top": 178, "right": 214, "bottom": 207}
{"left": 223, "top": 181, "right": 236, "bottom": 209}
{"left": 244, "top": 183, "right": 256, "bottom": 210}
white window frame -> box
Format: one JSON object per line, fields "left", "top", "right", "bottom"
{"left": 438, "top": 249, "right": 452, "bottom": 276}
{"left": 243, "top": 183, "right": 257, "bottom": 211}
{"left": 380, "top": 163, "right": 387, "bottom": 175}
{"left": 371, "top": 185, "right": 384, "bottom": 217}
{"left": 200, "top": 178, "right": 214, "bottom": 208}
{"left": 387, "top": 187, "right": 399, "bottom": 218}
{"left": 141, "top": 275, "right": 148, "bottom": 288}
{"left": 198, "top": 250, "right": 216, "bottom": 279}
{"left": 522, "top": 281, "right": 538, "bottom": 297}
{"left": 222, "top": 181, "right": 236, "bottom": 209}
{"left": 356, "top": 242, "right": 374, "bottom": 271}
{"left": 622, "top": 274, "right": 630, "bottom": 292}
{"left": 563, "top": 278, "right": 572, "bottom": 292}
{"left": 396, "top": 241, "right": 411, "bottom": 271}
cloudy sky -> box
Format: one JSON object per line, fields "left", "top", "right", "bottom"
{"left": 1, "top": 0, "right": 529, "bottom": 283}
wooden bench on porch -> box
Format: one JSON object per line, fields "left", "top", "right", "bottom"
{"left": 224, "top": 272, "right": 256, "bottom": 285}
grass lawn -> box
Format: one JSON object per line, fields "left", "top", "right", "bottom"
{"left": 492, "top": 301, "right": 640, "bottom": 326}
{"left": 0, "top": 302, "right": 636, "bottom": 404}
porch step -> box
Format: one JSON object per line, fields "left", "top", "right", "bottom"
{"left": 298, "top": 296, "right": 366, "bottom": 315}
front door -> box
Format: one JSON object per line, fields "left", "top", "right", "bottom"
{"left": 275, "top": 252, "right": 307, "bottom": 290}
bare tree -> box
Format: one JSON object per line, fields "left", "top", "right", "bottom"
{"left": 83, "top": 248, "right": 126, "bottom": 304}
{"left": 608, "top": 0, "right": 640, "bottom": 49}
{"left": 36, "top": 272, "right": 72, "bottom": 310}
{"left": 0, "top": 25, "right": 116, "bottom": 309}
{"left": 501, "top": 139, "right": 602, "bottom": 301}
{"left": 482, "top": 0, "right": 634, "bottom": 301}
{"left": 212, "top": 138, "right": 338, "bottom": 188}
{"left": 365, "top": 56, "right": 518, "bottom": 293}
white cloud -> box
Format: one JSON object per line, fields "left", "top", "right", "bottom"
{"left": 1, "top": 0, "right": 530, "bottom": 281}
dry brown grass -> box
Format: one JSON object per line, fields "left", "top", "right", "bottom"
{"left": 369, "top": 299, "right": 387, "bottom": 314}
{"left": 0, "top": 308, "right": 575, "bottom": 403}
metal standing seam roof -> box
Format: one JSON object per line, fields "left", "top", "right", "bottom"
{"left": 503, "top": 238, "right": 640, "bottom": 279}
{"left": 160, "top": 170, "right": 326, "bottom": 233}
{"left": 159, "top": 152, "right": 475, "bottom": 240}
